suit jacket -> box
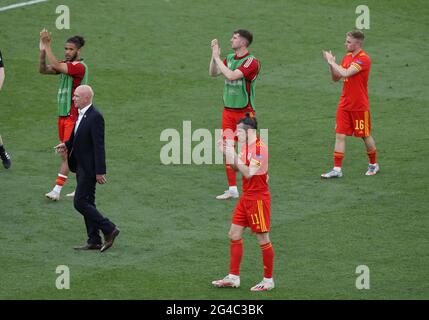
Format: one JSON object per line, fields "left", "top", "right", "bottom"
{"left": 65, "top": 105, "right": 106, "bottom": 177}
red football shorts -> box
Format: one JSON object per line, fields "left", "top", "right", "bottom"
{"left": 232, "top": 197, "right": 271, "bottom": 233}
{"left": 58, "top": 116, "right": 77, "bottom": 143}
{"left": 222, "top": 108, "right": 255, "bottom": 141}
{"left": 336, "top": 109, "right": 371, "bottom": 137}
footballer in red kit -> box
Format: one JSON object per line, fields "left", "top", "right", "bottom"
{"left": 212, "top": 114, "right": 275, "bottom": 292}
{"left": 39, "top": 29, "right": 89, "bottom": 200}
{"left": 321, "top": 30, "right": 379, "bottom": 178}
{"left": 210, "top": 29, "right": 261, "bottom": 200}
{"left": 233, "top": 135, "right": 270, "bottom": 233}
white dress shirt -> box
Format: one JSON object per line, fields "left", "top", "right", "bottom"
{"left": 74, "top": 104, "right": 92, "bottom": 134}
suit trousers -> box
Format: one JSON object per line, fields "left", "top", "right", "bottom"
{"left": 74, "top": 167, "right": 115, "bottom": 244}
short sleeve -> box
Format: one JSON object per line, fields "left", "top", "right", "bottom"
{"left": 351, "top": 54, "right": 370, "bottom": 73}
{"left": 237, "top": 57, "right": 259, "bottom": 81}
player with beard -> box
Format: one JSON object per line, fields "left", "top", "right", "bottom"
{"left": 39, "top": 29, "right": 89, "bottom": 200}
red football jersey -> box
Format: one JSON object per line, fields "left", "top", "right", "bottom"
{"left": 62, "top": 60, "right": 86, "bottom": 118}
{"left": 338, "top": 50, "right": 371, "bottom": 111}
{"left": 238, "top": 138, "right": 270, "bottom": 200}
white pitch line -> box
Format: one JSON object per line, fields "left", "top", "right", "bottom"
{"left": 0, "top": 0, "right": 48, "bottom": 12}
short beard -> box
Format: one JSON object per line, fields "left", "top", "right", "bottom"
{"left": 67, "top": 52, "right": 78, "bottom": 61}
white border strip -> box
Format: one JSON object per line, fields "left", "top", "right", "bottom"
{"left": 0, "top": 0, "right": 48, "bottom": 12}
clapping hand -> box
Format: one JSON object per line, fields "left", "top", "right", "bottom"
{"left": 217, "top": 139, "right": 236, "bottom": 166}
{"left": 40, "top": 28, "right": 51, "bottom": 48}
{"left": 211, "top": 38, "right": 221, "bottom": 59}
{"left": 322, "top": 50, "right": 336, "bottom": 65}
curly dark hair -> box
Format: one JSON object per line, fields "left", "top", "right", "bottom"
{"left": 66, "top": 35, "right": 85, "bottom": 49}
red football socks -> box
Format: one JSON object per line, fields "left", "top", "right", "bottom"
{"left": 229, "top": 239, "right": 243, "bottom": 276}
{"left": 55, "top": 173, "right": 67, "bottom": 187}
{"left": 334, "top": 151, "right": 344, "bottom": 168}
{"left": 367, "top": 148, "right": 377, "bottom": 164}
{"left": 260, "top": 242, "right": 274, "bottom": 279}
{"left": 225, "top": 164, "right": 237, "bottom": 187}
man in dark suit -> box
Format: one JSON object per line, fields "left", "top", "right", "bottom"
{"left": 55, "top": 85, "right": 119, "bottom": 252}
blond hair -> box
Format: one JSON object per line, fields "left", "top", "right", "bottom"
{"left": 347, "top": 30, "right": 365, "bottom": 42}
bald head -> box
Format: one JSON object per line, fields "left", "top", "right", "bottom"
{"left": 76, "top": 85, "right": 94, "bottom": 99}
{"left": 73, "top": 85, "right": 94, "bottom": 109}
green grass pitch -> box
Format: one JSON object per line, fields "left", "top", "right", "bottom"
{"left": 0, "top": 0, "right": 428, "bottom": 299}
